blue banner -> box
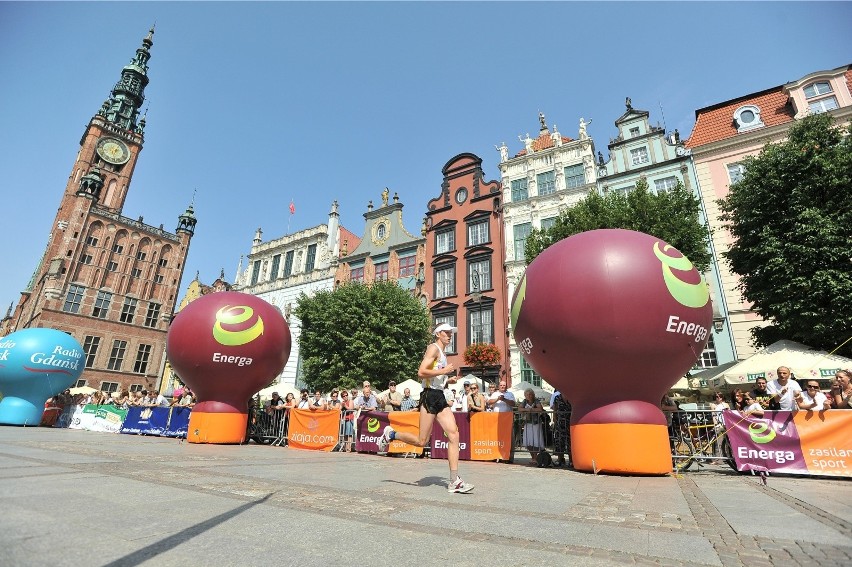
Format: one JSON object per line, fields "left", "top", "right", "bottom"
{"left": 164, "top": 406, "right": 191, "bottom": 438}
{"left": 121, "top": 406, "right": 170, "bottom": 436}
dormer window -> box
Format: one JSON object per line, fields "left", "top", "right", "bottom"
{"left": 733, "top": 105, "right": 764, "bottom": 133}
{"left": 630, "top": 127, "right": 640, "bottom": 138}
{"left": 804, "top": 82, "right": 832, "bottom": 98}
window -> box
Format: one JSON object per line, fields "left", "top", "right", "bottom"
{"left": 112, "top": 244, "right": 124, "bottom": 254}
{"left": 564, "top": 164, "right": 585, "bottom": 188}
{"left": 435, "top": 265, "right": 455, "bottom": 299}
{"left": 154, "top": 275, "right": 164, "bottom": 284}
{"left": 537, "top": 171, "right": 556, "bottom": 196}
{"left": 129, "top": 384, "right": 144, "bottom": 393}
{"left": 158, "top": 258, "right": 168, "bottom": 267}
{"left": 120, "top": 297, "right": 137, "bottom": 323}
{"left": 92, "top": 290, "right": 112, "bottom": 319}
{"left": 514, "top": 223, "right": 532, "bottom": 260}
{"left": 654, "top": 176, "right": 678, "bottom": 194}
{"left": 521, "top": 357, "right": 542, "bottom": 387}
{"left": 250, "top": 260, "right": 261, "bottom": 285}
{"left": 469, "top": 258, "right": 491, "bottom": 292}
{"left": 540, "top": 217, "right": 558, "bottom": 231}
{"left": 376, "top": 224, "right": 386, "bottom": 240}
{"left": 100, "top": 381, "right": 119, "bottom": 394}
{"left": 107, "top": 340, "right": 127, "bottom": 371}
{"left": 727, "top": 163, "right": 746, "bottom": 184}
{"left": 134, "top": 344, "right": 152, "bottom": 374}
{"left": 435, "top": 229, "right": 455, "bottom": 254}
{"left": 374, "top": 261, "right": 389, "bottom": 281}
{"left": 283, "top": 250, "right": 294, "bottom": 277}
{"left": 434, "top": 315, "right": 457, "bottom": 354}
{"left": 270, "top": 254, "right": 281, "bottom": 279}
{"left": 695, "top": 335, "right": 718, "bottom": 368}
{"left": 74, "top": 379, "right": 87, "bottom": 388}
{"left": 108, "top": 261, "right": 118, "bottom": 272}
{"left": 809, "top": 97, "right": 838, "bottom": 114}
{"left": 804, "top": 82, "right": 832, "bottom": 98}
{"left": 305, "top": 244, "right": 317, "bottom": 272}
{"left": 733, "top": 105, "right": 765, "bottom": 132}
{"left": 144, "top": 303, "right": 160, "bottom": 327}
{"left": 86, "top": 236, "right": 99, "bottom": 246}
{"left": 629, "top": 127, "right": 640, "bottom": 138}
{"left": 467, "top": 221, "right": 489, "bottom": 246}
{"left": 131, "top": 268, "right": 142, "bottom": 278}
{"left": 511, "top": 178, "right": 529, "bottom": 202}
{"left": 398, "top": 255, "right": 416, "bottom": 277}
{"left": 63, "top": 285, "right": 85, "bottom": 313}
{"left": 83, "top": 335, "right": 100, "bottom": 368}
{"left": 350, "top": 266, "right": 364, "bottom": 282}
{"left": 135, "top": 251, "right": 146, "bottom": 261}
{"left": 469, "top": 306, "right": 493, "bottom": 345}
{"left": 630, "top": 147, "right": 649, "bottom": 165}
{"left": 80, "top": 254, "right": 93, "bottom": 265}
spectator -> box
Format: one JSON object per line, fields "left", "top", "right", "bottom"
{"left": 458, "top": 381, "right": 472, "bottom": 412}
{"left": 400, "top": 387, "right": 418, "bottom": 412}
{"left": 467, "top": 383, "right": 486, "bottom": 413}
{"left": 742, "top": 392, "right": 764, "bottom": 417}
{"left": 350, "top": 388, "right": 358, "bottom": 400}
{"left": 339, "top": 388, "right": 355, "bottom": 451}
{"left": 730, "top": 389, "right": 746, "bottom": 411}
{"left": 296, "top": 389, "right": 311, "bottom": 409}
{"left": 485, "top": 383, "right": 497, "bottom": 410}
{"left": 661, "top": 394, "right": 680, "bottom": 435}
{"left": 709, "top": 391, "right": 730, "bottom": 456}
{"left": 551, "top": 390, "right": 571, "bottom": 467}
{"left": 310, "top": 390, "right": 327, "bottom": 411}
{"left": 487, "top": 381, "right": 516, "bottom": 412}
{"left": 518, "top": 388, "right": 544, "bottom": 465}
{"left": 750, "top": 378, "right": 774, "bottom": 411}
{"left": 178, "top": 389, "right": 194, "bottom": 407}
{"left": 382, "top": 381, "right": 402, "bottom": 412}
{"left": 797, "top": 381, "right": 830, "bottom": 412}
{"left": 115, "top": 390, "right": 130, "bottom": 408}
{"left": 151, "top": 390, "right": 170, "bottom": 408}
{"left": 830, "top": 369, "right": 852, "bottom": 409}
{"left": 767, "top": 366, "right": 802, "bottom": 411}
{"left": 355, "top": 385, "right": 379, "bottom": 411}
{"left": 328, "top": 389, "right": 342, "bottom": 409}
{"left": 265, "top": 392, "right": 287, "bottom": 437}
{"left": 282, "top": 392, "right": 296, "bottom": 409}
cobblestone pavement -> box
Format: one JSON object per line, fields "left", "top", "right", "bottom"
{"left": 0, "top": 427, "right": 849, "bottom": 566}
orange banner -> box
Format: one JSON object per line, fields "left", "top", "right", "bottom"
{"left": 469, "top": 412, "right": 513, "bottom": 461}
{"left": 793, "top": 410, "right": 852, "bottom": 478}
{"left": 288, "top": 409, "right": 340, "bottom": 451}
{"left": 387, "top": 411, "right": 424, "bottom": 455}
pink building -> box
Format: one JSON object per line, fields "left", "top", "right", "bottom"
{"left": 686, "top": 64, "right": 852, "bottom": 358}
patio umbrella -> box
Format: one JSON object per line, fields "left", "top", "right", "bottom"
{"left": 69, "top": 385, "right": 97, "bottom": 395}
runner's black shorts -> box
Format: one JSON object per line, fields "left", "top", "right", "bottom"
{"left": 418, "top": 387, "right": 449, "bottom": 415}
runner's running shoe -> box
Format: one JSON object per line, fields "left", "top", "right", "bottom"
{"left": 448, "top": 477, "right": 474, "bottom": 493}
{"left": 377, "top": 425, "right": 394, "bottom": 452}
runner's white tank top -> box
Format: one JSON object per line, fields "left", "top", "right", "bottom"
{"left": 423, "top": 342, "right": 447, "bottom": 389}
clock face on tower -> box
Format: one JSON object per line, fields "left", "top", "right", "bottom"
{"left": 96, "top": 137, "right": 131, "bottom": 165}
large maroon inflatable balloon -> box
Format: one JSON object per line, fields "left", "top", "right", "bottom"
{"left": 511, "top": 229, "right": 712, "bottom": 474}
{"left": 166, "top": 291, "right": 291, "bottom": 443}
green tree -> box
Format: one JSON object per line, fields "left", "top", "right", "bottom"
{"left": 525, "top": 177, "right": 711, "bottom": 271}
{"left": 294, "top": 280, "right": 431, "bottom": 392}
{"left": 718, "top": 113, "right": 852, "bottom": 356}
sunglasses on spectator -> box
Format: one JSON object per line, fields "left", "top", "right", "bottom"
{"left": 807, "top": 384, "right": 820, "bottom": 389}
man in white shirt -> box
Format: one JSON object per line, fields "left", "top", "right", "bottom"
{"left": 767, "top": 366, "right": 802, "bottom": 411}
{"left": 797, "top": 381, "right": 830, "bottom": 412}
{"left": 487, "top": 381, "right": 516, "bottom": 412}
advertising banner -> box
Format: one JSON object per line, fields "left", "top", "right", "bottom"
{"left": 66, "top": 404, "right": 127, "bottom": 433}
{"left": 430, "top": 413, "right": 471, "bottom": 460}
{"left": 387, "top": 411, "right": 424, "bottom": 455}
{"left": 163, "top": 406, "right": 191, "bottom": 438}
{"left": 469, "top": 412, "right": 513, "bottom": 461}
{"left": 355, "top": 410, "right": 388, "bottom": 453}
{"left": 287, "top": 409, "right": 339, "bottom": 451}
{"left": 121, "top": 406, "right": 170, "bottom": 436}
{"left": 723, "top": 410, "right": 852, "bottom": 478}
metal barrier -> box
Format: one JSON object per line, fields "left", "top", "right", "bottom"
{"left": 246, "top": 406, "right": 289, "bottom": 446}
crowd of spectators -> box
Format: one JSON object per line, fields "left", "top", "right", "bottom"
{"left": 49, "top": 387, "right": 196, "bottom": 411}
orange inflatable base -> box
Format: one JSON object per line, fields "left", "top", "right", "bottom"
{"left": 571, "top": 423, "right": 671, "bottom": 475}
{"left": 186, "top": 411, "right": 248, "bottom": 444}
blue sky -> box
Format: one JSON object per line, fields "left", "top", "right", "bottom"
{"left": 1, "top": 1, "right": 850, "bottom": 311}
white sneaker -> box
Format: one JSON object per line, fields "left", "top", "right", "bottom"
{"left": 448, "top": 477, "right": 474, "bottom": 493}
{"left": 377, "top": 425, "right": 394, "bottom": 452}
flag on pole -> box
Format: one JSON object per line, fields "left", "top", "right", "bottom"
{"left": 289, "top": 200, "right": 295, "bottom": 215}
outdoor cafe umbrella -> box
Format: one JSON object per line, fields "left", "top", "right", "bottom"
{"left": 69, "top": 385, "right": 97, "bottom": 395}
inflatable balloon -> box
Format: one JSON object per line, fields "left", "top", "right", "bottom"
{"left": 511, "top": 229, "right": 712, "bottom": 474}
{"left": 0, "top": 328, "right": 84, "bottom": 425}
{"left": 166, "top": 291, "right": 291, "bottom": 444}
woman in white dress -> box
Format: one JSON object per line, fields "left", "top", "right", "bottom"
{"left": 519, "top": 388, "right": 545, "bottom": 465}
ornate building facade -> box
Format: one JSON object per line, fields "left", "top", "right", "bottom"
{"left": 597, "top": 99, "right": 735, "bottom": 370}
{"left": 235, "top": 202, "right": 359, "bottom": 388}
{"left": 4, "top": 29, "right": 195, "bottom": 394}
{"left": 498, "top": 114, "right": 597, "bottom": 387}
{"left": 685, "top": 64, "right": 852, "bottom": 359}
{"left": 424, "top": 154, "right": 510, "bottom": 384}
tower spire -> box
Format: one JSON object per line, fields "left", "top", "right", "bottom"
{"left": 98, "top": 27, "right": 155, "bottom": 132}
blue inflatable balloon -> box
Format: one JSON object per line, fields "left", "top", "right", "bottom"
{"left": 0, "top": 329, "right": 84, "bottom": 425}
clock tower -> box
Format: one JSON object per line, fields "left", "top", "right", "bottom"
{"left": 5, "top": 28, "right": 198, "bottom": 395}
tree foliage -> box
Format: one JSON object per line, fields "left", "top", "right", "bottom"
{"left": 525, "top": 177, "right": 711, "bottom": 271}
{"left": 294, "top": 281, "right": 431, "bottom": 392}
{"left": 718, "top": 113, "right": 852, "bottom": 356}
